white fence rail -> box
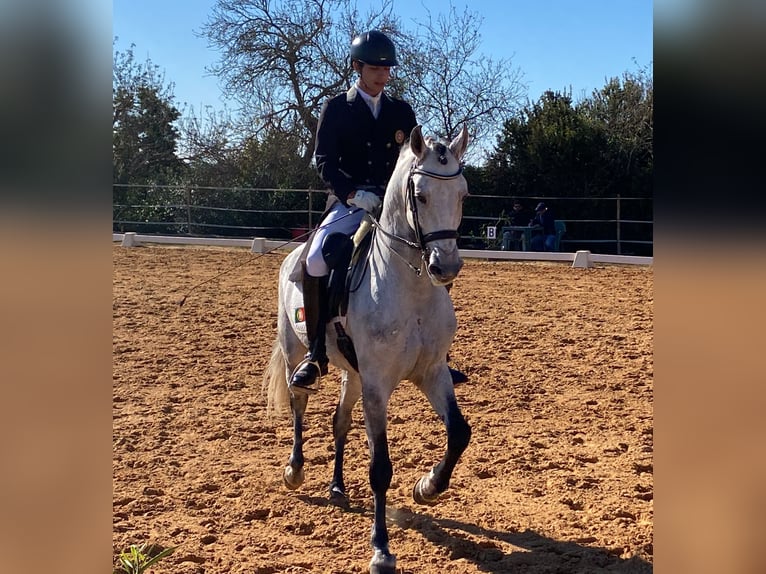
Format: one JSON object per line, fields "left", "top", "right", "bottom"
{"left": 113, "top": 233, "right": 652, "bottom": 266}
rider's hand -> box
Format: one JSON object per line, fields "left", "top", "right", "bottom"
{"left": 348, "top": 190, "right": 382, "bottom": 213}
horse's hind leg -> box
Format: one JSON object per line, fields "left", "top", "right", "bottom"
{"left": 283, "top": 386, "right": 309, "bottom": 490}
{"left": 413, "top": 395, "right": 471, "bottom": 505}
{"left": 329, "top": 370, "right": 361, "bottom": 507}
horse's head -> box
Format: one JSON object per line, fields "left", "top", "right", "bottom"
{"left": 402, "top": 124, "right": 470, "bottom": 286}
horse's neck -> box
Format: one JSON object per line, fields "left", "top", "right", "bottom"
{"left": 378, "top": 172, "right": 415, "bottom": 237}
{"left": 378, "top": 204, "right": 414, "bottom": 244}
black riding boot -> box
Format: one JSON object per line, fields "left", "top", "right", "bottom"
{"left": 445, "top": 283, "right": 468, "bottom": 385}
{"left": 289, "top": 273, "right": 330, "bottom": 394}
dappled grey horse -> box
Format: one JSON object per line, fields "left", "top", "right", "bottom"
{"left": 264, "top": 125, "right": 472, "bottom": 574}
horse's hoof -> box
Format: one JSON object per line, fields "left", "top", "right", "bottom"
{"left": 412, "top": 475, "right": 439, "bottom": 506}
{"left": 369, "top": 549, "right": 396, "bottom": 574}
{"left": 283, "top": 465, "right": 304, "bottom": 490}
{"left": 329, "top": 485, "right": 349, "bottom": 508}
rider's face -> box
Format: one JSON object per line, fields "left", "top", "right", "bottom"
{"left": 355, "top": 63, "right": 392, "bottom": 96}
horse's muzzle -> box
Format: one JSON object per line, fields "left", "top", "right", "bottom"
{"left": 426, "top": 246, "right": 463, "bottom": 286}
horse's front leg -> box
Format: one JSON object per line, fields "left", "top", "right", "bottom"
{"left": 283, "top": 391, "right": 309, "bottom": 490}
{"left": 364, "top": 392, "right": 396, "bottom": 574}
{"left": 329, "top": 370, "right": 361, "bottom": 507}
{"left": 413, "top": 394, "right": 471, "bottom": 505}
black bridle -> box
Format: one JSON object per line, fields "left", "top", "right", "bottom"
{"left": 406, "top": 161, "right": 463, "bottom": 250}
{"left": 364, "top": 158, "right": 464, "bottom": 279}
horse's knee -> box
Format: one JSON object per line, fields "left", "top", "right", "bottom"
{"left": 332, "top": 408, "right": 353, "bottom": 441}
{"left": 369, "top": 442, "right": 393, "bottom": 492}
{"left": 449, "top": 418, "right": 471, "bottom": 453}
{"left": 370, "top": 460, "right": 393, "bottom": 492}
{"left": 447, "top": 402, "right": 471, "bottom": 453}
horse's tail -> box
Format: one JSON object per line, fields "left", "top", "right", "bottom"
{"left": 262, "top": 338, "right": 291, "bottom": 418}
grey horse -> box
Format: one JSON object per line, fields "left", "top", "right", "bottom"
{"left": 264, "top": 124, "right": 472, "bottom": 574}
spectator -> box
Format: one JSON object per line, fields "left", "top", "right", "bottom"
{"left": 502, "top": 199, "right": 533, "bottom": 250}
{"left": 530, "top": 202, "right": 557, "bottom": 251}
{"left": 509, "top": 199, "right": 533, "bottom": 226}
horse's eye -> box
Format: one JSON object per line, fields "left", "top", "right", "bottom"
{"left": 416, "top": 194, "right": 427, "bottom": 205}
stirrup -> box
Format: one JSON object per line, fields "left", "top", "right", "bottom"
{"left": 288, "top": 358, "right": 325, "bottom": 395}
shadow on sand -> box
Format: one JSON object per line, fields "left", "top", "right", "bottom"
{"left": 299, "top": 494, "right": 651, "bottom": 573}
{"left": 388, "top": 506, "right": 652, "bottom": 573}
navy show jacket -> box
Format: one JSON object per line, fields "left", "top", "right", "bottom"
{"left": 314, "top": 85, "right": 417, "bottom": 206}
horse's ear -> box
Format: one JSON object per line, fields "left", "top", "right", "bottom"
{"left": 409, "top": 125, "right": 426, "bottom": 160}
{"left": 449, "top": 125, "right": 469, "bottom": 162}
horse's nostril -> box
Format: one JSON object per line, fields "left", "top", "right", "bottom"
{"left": 428, "top": 264, "right": 442, "bottom": 277}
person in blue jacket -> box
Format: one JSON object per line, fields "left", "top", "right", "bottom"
{"left": 530, "top": 202, "right": 557, "bottom": 251}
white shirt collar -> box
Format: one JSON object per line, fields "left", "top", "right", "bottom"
{"left": 356, "top": 81, "right": 382, "bottom": 118}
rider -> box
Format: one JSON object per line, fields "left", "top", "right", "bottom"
{"left": 289, "top": 30, "right": 468, "bottom": 394}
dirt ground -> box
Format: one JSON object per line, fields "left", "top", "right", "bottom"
{"left": 113, "top": 244, "right": 653, "bottom": 574}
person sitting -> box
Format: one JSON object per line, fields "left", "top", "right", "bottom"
{"left": 509, "top": 199, "right": 532, "bottom": 226}
{"left": 529, "top": 202, "right": 557, "bottom": 251}
{"left": 505, "top": 199, "right": 533, "bottom": 249}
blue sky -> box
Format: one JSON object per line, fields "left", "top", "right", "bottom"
{"left": 113, "top": 0, "right": 653, "bottom": 114}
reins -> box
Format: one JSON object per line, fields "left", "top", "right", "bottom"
{"left": 177, "top": 208, "right": 364, "bottom": 307}
{"left": 179, "top": 153, "right": 464, "bottom": 305}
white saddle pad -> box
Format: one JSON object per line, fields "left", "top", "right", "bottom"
{"left": 287, "top": 279, "right": 308, "bottom": 337}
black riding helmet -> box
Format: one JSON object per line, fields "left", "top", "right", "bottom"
{"left": 350, "top": 30, "right": 398, "bottom": 66}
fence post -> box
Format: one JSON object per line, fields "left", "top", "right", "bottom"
{"left": 186, "top": 188, "right": 192, "bottom": 235}
{"left": 616, "top": 194, "right": 621, "bottom": 255}
{"left": 308, "top": 189, "right": 313, "bottom": 230}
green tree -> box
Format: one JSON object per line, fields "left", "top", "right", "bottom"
{"left": 481, "top": 68, "right": 653, "bottom": 253}
{"left": 113, "top": 41, "right": 185, "bottom": 232}
{"left": 486, "top": 90, "right": 606, "bottom": 198}
{"left": 113, "top": 42, "right": 184, "bottom": 185}
{"left": 579, "top": 65, "right": 653, "bottom": 197}
{"left": 578, "top": 66, "right": 653, "bottom": 247}
{"left": 178, "top": 106, "right": 244, "bottom": 187}
{"left": 236, "top": 129, "right": 321, "bottom": 189}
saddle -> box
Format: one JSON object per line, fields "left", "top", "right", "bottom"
{"left": 327, "top": 216, "right": 375, "bottom": 317}
{"left": 298, "top": 215, "right": 375, "bottom": 372}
